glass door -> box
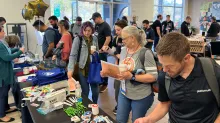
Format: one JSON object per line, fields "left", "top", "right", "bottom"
{"left": 51, "top": 0, "right": 130, "bottom": 28}
{"left": 97, "top": 2, "right": 112, "bottom": 27}
{"left": 78, "top": 1, "right": 96, "bottom": 22}
{"left": 71, "top": 0, "right": 77, "bottom": 23}
{"left": 77, "top": 1, "right": 112, "bottom": 27}
{"left": 51, "top": 0, "right": 73, "bottom": 22}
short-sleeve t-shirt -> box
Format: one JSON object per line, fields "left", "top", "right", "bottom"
{"left": 56, "top": 33, "right": 72, "bottom": 61}
{"left": 94, "top": 21, "right": 112, "bottom": 49}
{"left": 158, "top": 57, "right": 220, "bottom": 123}
{"left": 42, "top": 28, "right": 56, "bottom": 56}
{"left": 119, "top": 47, "right": 158, "bottom": 100}
{"left": 112, "top": 36, "right": 123, "bottom": 55}
{"left": 145, "top": 28, "right": 155, "bottom": 40}
{"left": 152, "top": 20, "right": 162, "bottom": 37}
{"left": 162, "top": 20, "right": 174, "bottom": 34}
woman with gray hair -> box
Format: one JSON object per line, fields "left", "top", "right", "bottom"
{"left": 101, "top": 26, "right": 157, "bottom": 123}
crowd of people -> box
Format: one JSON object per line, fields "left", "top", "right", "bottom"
{"left": 0, "top": 11, "right": 220, "bottom": 123}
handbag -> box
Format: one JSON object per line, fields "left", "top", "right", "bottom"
{"left": 28, "top": 68, "right": 67, "bottom": 86}
{"left": 73, "top": 36, "right": 83, "bottom": 81}
{"left": 87, "top": 52, "right": 103, "bottom": 84}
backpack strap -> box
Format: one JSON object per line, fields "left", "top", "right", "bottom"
{"left": 139, "top": 47, "right": 148, "bottom": 66}
{"left": 116, "top": 36, "right": 119, "bottom": 44}
{"left": 77, "top": 36, "right": 83, "bottom": 63}
{"left": 165, "top": 74, "right": 171, "bottom": 97}
{"left": 199, "top": 57, "right": 220, "bottom": 107}
{"left": 71, "top": 23, "right": 75, "bottom": 31}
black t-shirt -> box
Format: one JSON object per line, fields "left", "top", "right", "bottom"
{"left": 207, "top": 22, "right": 220, "bottom": 37}
{"left": 52, "top": 24, "right": 58, "bottom": 30}
{"left": 112, "top": 36, "right": 123, "bottom": 55}
{"left": 158, "top": 57, "right": 220, "bottom": 123}
{"left": 152, "top": 20, "right": 162, "bottom": 37}
{"left": 145, "top": 27, "right": 155, "bottom": 40}
{"left": 162, "top": 20, "right": 174, "bottom": 35}
{"left": 181, "top": 21, "right": 191, "bottom": 36}
{"left": 94, "top": 21, "right": 112, "bottom": 49}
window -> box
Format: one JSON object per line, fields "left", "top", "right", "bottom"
{"left": 154, "top": 0, "right": 184, "bottom": 28}
{"left": 121, "top": 7, "right": 129, "bottom": 17}
{"left": 78, "top": 1, "right": 97, "bottom": 23}
{"left": 51, "top": 0, "right": 130, "bottom": 28}
{"left": 51, "top": 0, "right": 73, "bottom": 22}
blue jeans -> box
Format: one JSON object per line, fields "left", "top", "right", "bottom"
{"left": 153, "top": 37, "right": 160, "bottom": 52}
{"left": 78, "top": 72, "right": 99, "bottom": 104}
{"left": 116, "top": 92, "right": 154, "bottom": 123}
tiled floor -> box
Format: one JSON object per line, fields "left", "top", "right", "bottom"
{"left": 96, "top": 77, "right": 169, "bottom": 123}
{"left": 7, "top": 93, "right": 22, "bottom": 123}
{"left": 8, "top": 78, "right": 168, "bottom": 123}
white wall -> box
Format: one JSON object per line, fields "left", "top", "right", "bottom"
{"left": 184, "top": 0, "right": 189, "bottom": 18}
{"left": 130, "top": 0, "right": 154, "bottom": 24}
{"left": 0, "top": 0, "right": 51, "bottom": 57}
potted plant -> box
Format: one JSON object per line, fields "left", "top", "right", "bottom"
{"left": 190, "top": 26, "right": 197, "bottom": 35}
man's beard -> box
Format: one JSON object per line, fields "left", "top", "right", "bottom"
{"left": 170, "top": 62, "right": 185, "bottom": 78}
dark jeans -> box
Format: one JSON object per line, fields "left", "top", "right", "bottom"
{"left": 114, "top": 79, "right": 121, "bottom": 104}
{"left": 116, "top": 92, "right": 154, "bottom": 123}
{"left": 99, "top": 53, "right": 108, "bottom": 86}
{"left": 154, "top": 37, "right": 160, "bottom": 52}
{"left": 0, "top": 83, "right": 10, "bottom": 118}
{"left": 12, "top": 82, "right": 21, "bottom": 109}
{"left": 145, "top": 42, "right": 153, "bottom": 50}
{"left": 78, "top": 72, "right": 99, "bottom": 104}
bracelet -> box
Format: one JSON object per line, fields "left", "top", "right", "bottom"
{"left": 130, "top": 73, "right": 136, "bottom": 81}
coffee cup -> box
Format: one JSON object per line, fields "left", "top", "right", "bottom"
{"left": 91, "top": 104, "right": 99, "bottom": 115}
{"left": 35, "top": 54, "right": 39, "bottom": 60}
{"left": 91, "top": 46, "right": 96, "bottom": 51}
{"left": 119, "top": 64, "right": 127, "bottom": 72}
{"left": 23, "top": 67, "right": 29, "bottom": 75}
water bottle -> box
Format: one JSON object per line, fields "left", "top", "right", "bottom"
{"left": 75, "top": 81, "right": 82, "bottom": 98}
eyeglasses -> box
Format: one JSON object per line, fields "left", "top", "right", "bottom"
{"left": 121, "top": 36, "right": 130, "bottom": 40}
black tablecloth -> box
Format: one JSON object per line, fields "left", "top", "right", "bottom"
{"left": 19, "top": 82, "right": 116, "bottom": 123}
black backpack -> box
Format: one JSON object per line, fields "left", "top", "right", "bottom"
{"left": 46, "top": 28, "right": 62, "bottom": 48}
{"left": 139, "top": 47, "right": 161, "bottom": 93}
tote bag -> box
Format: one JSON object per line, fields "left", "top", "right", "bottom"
{"left": 87, "top": 52, "right": 103, "bottom": 84}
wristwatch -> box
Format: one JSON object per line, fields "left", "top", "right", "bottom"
{"left": 131, "top": 73, "right": 136, "bottom": 81}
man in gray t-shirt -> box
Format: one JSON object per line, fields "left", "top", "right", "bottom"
{"left": 33, "top": 20, "right": 55, "bottom": 58}
{"left": 71, "top": 16, "right": 82, "bottom": 37}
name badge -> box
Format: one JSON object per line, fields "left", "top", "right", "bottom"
{"left": 121, "top": 80, "right": 126, "bottom": 95}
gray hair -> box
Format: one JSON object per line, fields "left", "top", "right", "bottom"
{"left": 122, "top": 26, "right": 146, "bottom": 46}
